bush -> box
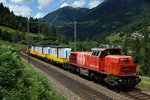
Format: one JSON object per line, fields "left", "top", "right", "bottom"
{"left": 0, "top": 45, "right": 65, "bottom": 100}
{"left": 0, "top": 28, "right": 2, "bottom": 37}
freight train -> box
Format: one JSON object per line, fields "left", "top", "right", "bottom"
{"left": 29, "top": 46, "right": 141, "bottom": 90}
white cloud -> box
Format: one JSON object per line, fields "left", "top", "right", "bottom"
{"left": 34, "top": 12, "right": 47, "bottom": 19}
{"left": 38, "top": 0, "right": 54, "bottom": 10}
{"left": 88, "top": 0, "right": 101, "bottom": 9}
{"left": 0, "top": 0, "right": 7, "bottom": 4}
{"left": 9, "top": 0, "right": 33, "bottom": 4}
{"left": 72, "top": 0, "right": 86, "bottom": 8}
{"left": 60, "top": 2, "right": 69, "bottom": 8}
{"left": 9, "top": 5, "right": 32, "bottom": 17}
{"left": 0, "top": 0, "right": 32, "bottom": 17}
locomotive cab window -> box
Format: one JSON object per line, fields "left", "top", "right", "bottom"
{"left": 92, "top": 51, "right": 100, "bottom": 56}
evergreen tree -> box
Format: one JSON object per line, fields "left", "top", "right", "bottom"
{"left": 49, "top": 26, "right": 56, "bottom": 37}
{"left": 2, "top": 30, "right": 8, "bottom": 41}
{"left": 0, "top": 29, "right": 2, "bottom": 38}
{"left": 122, "top": 38, "right": 129, "bottom": 55}
{"left": 42, "top": 24, "right": 49, "bottom": 36}
{"left": 18, "top": 22, "right": 23, "bottom": 31}
{"left": 140, "top": 29, "right": 150, "bottom": 75}
{"left": 132, "top": 38, "right": 141, "bottom": 63}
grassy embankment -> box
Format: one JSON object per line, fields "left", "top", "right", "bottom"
{"left": 136, "top": 77, "right": 150, "bottom": 89}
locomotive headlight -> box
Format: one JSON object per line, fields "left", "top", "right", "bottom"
{"left": 119, "top": 79, "right": 122, "bottom": 82}
{"left": 120, "top": 58, "right": 124, "bottom": 62}
{"left": 118, "top": 79, "right": 124, "bottom": 84}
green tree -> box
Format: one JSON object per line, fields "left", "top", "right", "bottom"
{"left": 0, "top": 29, "right": 2, "bottom": 38}
{"left": 2, "top": 30, "right": 8, "bottom": 41}
{"left": 132, "top": 38, "right": 141, "bottom": 63}
{"left": 42, "top": 24, "right": 49, "bottom": 36}
{"left": 122, "top": 38, "right": 129, "bottom": 55}
{"left": 18, "top": 22, "right": 23, "bottom": 31}
{"left": 21, "top": 32, "right": 26, "bottom": 40}
{"left": 49, "top": 26, "right": 56, "bottom": 37}
{"left": 140, "top": 29, "right": 150, "bottom": 75}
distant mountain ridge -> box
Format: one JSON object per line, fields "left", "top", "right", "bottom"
{"left": 40, "top": 0, "right": 150, "bottom": 42}
{"left": 40, "top": 6, "right": 89, "bottom": 26}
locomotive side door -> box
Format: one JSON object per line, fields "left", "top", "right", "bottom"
{"left": 90, "top": 50, "right": 100, "bottom": 71}
{"left": 99, "top": 51, "right": 105, "bottom": 72}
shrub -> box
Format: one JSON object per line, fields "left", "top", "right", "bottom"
{"left": 0, "top": 45, "right": 65, "bottom": 100}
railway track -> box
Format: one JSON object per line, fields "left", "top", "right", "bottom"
{"left": 19, "top": 51, "right": 111, "bottom": 100}
{"left": 121, "top": 89, "right": 150, "bottom": 100}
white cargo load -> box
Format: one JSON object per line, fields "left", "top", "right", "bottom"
{"left": 51, "top": 47, "right": 57, "bottom": 57}
{"left": 34, "top": 46, "right": 42, "bottom": 53}
{"left": 58, "top": 48, "right": 71, "bottom": 59}
{"left": 31, "top": 46, "right": 35, "bottom": 51}
{"left": 43, "top": 46, "right": 50, "bottom": 55}
{"left": 38, "top": 46, "right": 42, "bottom": 53}
{"left": 34, "top": 46, "right": 39, "bottom": 52}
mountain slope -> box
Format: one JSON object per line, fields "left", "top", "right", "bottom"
{"left": 40, "top": 6, "right": 89, "bottom": 26}
{"left": 75, "top": 0, "right": 150, "bottom": 41}
{"left": 41, "top": 0, "right": 150, "bottom": 41}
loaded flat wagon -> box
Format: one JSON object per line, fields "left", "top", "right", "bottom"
{"left": 50, "top": 47, "right": 71, "bottom": 63}
{"left": 57, "top": 47, "right": 71, "bottom": 63}
{"left": 30, "top": 46, "right": 71, "bottom": 64}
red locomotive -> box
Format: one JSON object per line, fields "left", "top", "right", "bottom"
{"left": 69, "top": 48, "right": 141, "bottom": 89}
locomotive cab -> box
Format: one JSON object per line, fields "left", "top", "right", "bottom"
{"left": 91, "top": 48, "right": 121, "bottom": 72}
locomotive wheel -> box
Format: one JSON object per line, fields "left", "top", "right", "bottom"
{"left": 93, "top": 74, "right": 98, "bottom": 82}
{"left": 89, "top": 72, "right": 94, "bottom": 81}
{"left": 79, "top": 70, "right": 83, "bottom": 77}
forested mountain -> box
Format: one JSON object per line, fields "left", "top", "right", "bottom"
{"left": 77, "top": 0, "right": 150, "bottom": 41}
{"left": 40, "top": 6, "right": 89, "bottom": 26}
{"left": 0, "top": 3, "right": 40, "bottom": 33}
{"left": 41, "top": 0, "right": 150, "bottom": 42}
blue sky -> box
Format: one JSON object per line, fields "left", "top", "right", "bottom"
{"left": 0, "top": 0, "right": 104, "bottom": 18}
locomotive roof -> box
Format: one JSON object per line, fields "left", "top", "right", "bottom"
{"left": 31, "top": 45, "right": 70, "bottom": 48}
{"left": 91, "top": 48, "right": 120, "bottom": 51}
{"left": 91, "top": 48, "right": 106, "bottom": 51}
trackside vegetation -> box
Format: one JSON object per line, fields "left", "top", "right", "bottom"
{"left": 0, "top": 45, "right": 65, "bottom": 100}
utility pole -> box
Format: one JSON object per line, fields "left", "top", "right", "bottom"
{"left": 27, "top": 18, "right": 30, "bottom": 64}
{"left": 74, "top": 21, "right": 77, "bottom": 51}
